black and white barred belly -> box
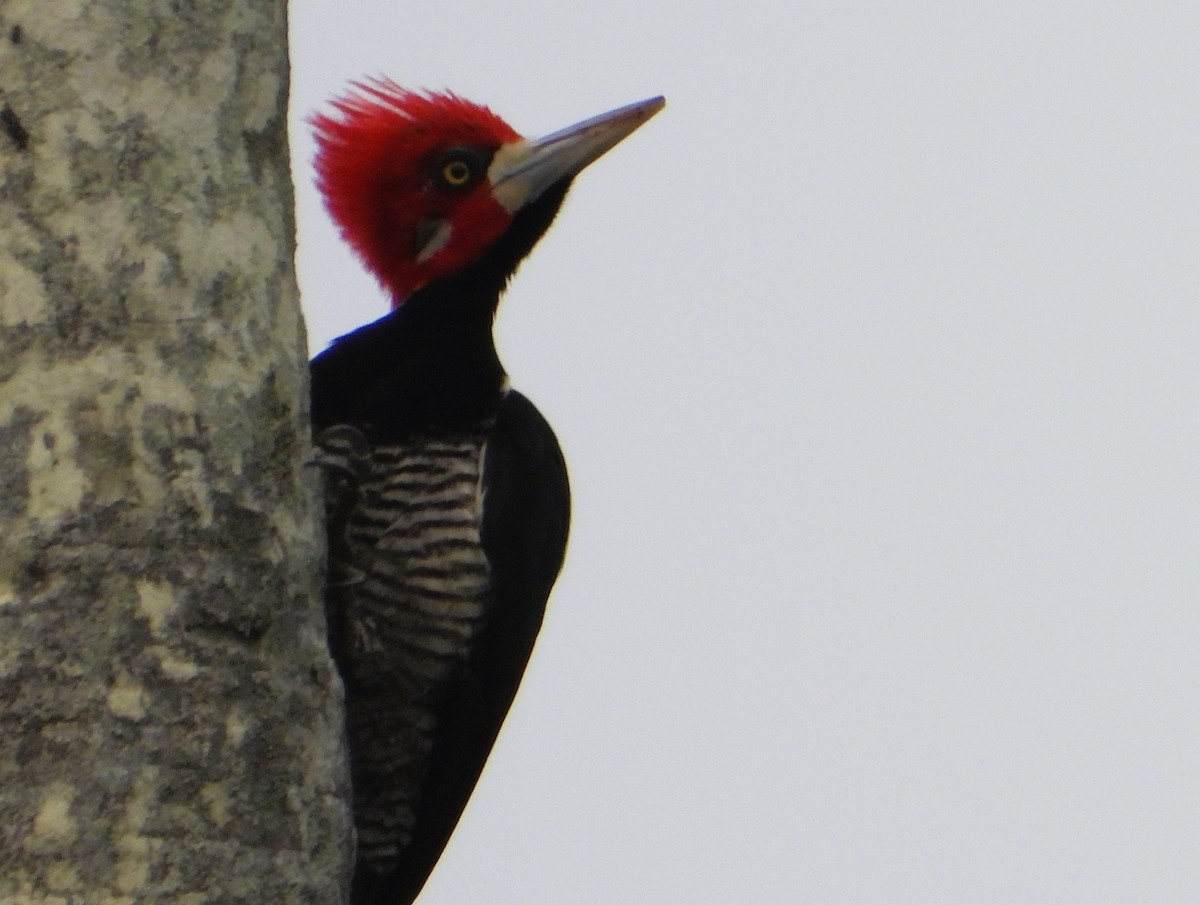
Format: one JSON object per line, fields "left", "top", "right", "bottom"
{"left": 320, "top": 427, "right": 494, "bottom": 874}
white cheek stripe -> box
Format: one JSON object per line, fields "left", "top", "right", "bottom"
{"left": 488, "top": 139, "right": 534, "bottom": 214}
{"left": 415, "top": 220, "right": 453, "bottom": 263}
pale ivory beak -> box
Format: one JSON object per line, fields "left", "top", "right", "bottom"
{"left": 489, "top": 95, "right": 666, "bottom": 212}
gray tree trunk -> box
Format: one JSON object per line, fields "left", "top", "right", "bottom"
{"left": 0, "top": 2, "right": 352, "bottom": 902}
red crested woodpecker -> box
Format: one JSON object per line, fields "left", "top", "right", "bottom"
{"left": 309, "top": 81, "right": 663, "bottom": 905}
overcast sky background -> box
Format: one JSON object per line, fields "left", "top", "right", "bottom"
{"left": 289, "top": 3, "right": 1198, "bottom": 902}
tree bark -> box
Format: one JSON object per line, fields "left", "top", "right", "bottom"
{"left": 0, "top": 2, "right": 352, "bottom": 902}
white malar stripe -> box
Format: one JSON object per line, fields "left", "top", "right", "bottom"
{"left": 414, "top": 219, "right": 453, "bottom": 263}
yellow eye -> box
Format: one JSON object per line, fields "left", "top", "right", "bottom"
{"left": 442, "top": 160, "right": 472, "bottom": 186}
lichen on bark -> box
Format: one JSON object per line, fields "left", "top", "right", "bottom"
{"left": 0, "top": 2, "right": 352, "bottom": 902}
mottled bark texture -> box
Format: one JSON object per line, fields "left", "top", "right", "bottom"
{"left": 0, "top": 2, "right": 352, "bottom": 903}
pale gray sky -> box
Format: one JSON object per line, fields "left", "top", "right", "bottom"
{"left": 290, "top": 2, "right": 1200, "bottom": 902}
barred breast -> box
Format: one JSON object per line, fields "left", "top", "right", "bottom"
{"left": 321, "top": 428, "right": 494, "bottom": 875}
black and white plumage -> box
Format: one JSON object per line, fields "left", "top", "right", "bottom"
{"left": 308, "top": 85, "right": 662, "bottom": 905}
{"left": 312, "top": 185, "right": 572, "bottom": 905}
{"left": 315, "top": 404, "right": 568, "bottom": 904}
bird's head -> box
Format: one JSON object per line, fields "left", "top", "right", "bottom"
{"left": 311, "top": 80, "right": 665, "bottom": 305}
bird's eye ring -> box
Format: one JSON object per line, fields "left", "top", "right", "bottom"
{"left": 442, "top": 160, "right": 472, "bottom": 186}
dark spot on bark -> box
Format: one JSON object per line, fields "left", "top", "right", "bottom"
{"left": 178, "top": 495, "right": 281, "bottom": 644}
{"left": 242, "top": 122, "right": 283, "bottom": 185}
{"left": 17, "top": 555, "right": 49, "bottom": 596}
{"left": 202, "top": 271, "right": 234, "bottom": 318}
{"left": 182, "top": 578, "right": 272, "bottom": 643}
{"left": 1, "top": 104, "right": 29, "bottom": 151}
{"left": 10, "top": 24, "right": 21, "bottom": 44}
{"left": 115, "top": 118, "right": 155, "bottom": 183}
{"left": 0, "top": 407, "right": 38, "bottom": 517}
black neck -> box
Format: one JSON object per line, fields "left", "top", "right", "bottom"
{"left": 310, "top": 180, "right": 571, "bottom": 441}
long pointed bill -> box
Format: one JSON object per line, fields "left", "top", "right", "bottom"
{"left": 489, "top": 95, "right": 666, "bottom": 213}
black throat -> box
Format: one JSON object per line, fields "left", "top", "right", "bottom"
{"left": 310, "top": 180, "right": 571, "bottom": 442}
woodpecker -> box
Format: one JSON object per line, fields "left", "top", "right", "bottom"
{"left": 308, "top": 81, "right": 663, "bottom": 905}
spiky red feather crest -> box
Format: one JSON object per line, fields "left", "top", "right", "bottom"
{"left": 311, "top": 79, "right": 521, "bottom": 302}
